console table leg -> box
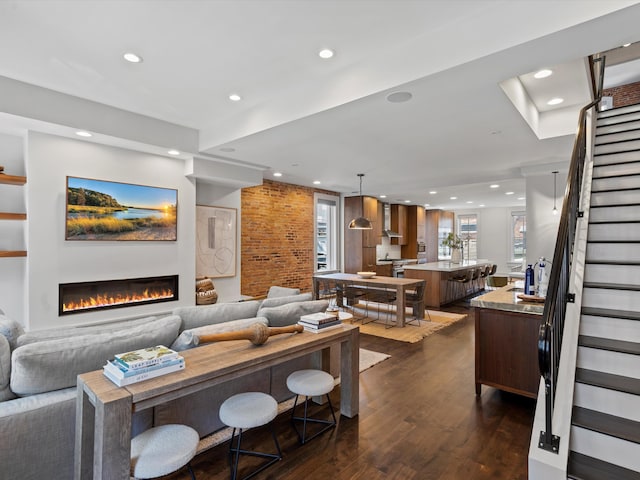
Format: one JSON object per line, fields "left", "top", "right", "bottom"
{"left": 340, "top": 328, "right": 359, "bottom": 418}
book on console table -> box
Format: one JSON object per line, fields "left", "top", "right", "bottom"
{"left": 298, "top": 319, "right": 342, "bottom": 333}
{"left": 300, "top": 312, "right": 339, "bottom": 325}
{"left": 113, "top": 345, "right": 180, "bottom": 370}
{"left": 105, "top": 356, "right": 185, "bottom": 379}
{"left": 103, "top": 357, "right": 185, "bottom": 386}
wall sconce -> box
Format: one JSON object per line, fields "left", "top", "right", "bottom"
{"left": 348, "top": 174, "right": 373, "bottom": 229}
{"left": 552, "top": 170, "right": 558, "bottom": 215}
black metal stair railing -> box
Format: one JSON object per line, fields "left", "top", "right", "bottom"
{"left": 537, "top": 56, "right": 605, "bottom": 454}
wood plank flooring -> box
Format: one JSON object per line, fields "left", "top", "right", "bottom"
{"left": 166, "top": 302, "right": 536, "bottom": 480}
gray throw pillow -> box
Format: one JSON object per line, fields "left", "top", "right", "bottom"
{"left": 258, "top": 300, "right": 329, "bottom": 327}
{"left": 0, "top": 334, "right": 15, "bottom": 402}
{"left": 173, "top": 301, "right": 261, "bottom": 331}
{"left": 267, "top": 286, "right": 301, "bottom": 298}
{"left": 171, "top": 317, "right": 269, "bottom": 351}
{"left": 0, "top": 315, "right": 25, "bottom": 350}
{"left": 260, "top": 292, "right": 312, "bottom": 309}
{"left": 10, "top": 315, "right": 181, "bottom": 396}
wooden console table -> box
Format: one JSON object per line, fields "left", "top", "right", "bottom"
{"left": 74, "top": 324, "right": 359, "bottom": 479}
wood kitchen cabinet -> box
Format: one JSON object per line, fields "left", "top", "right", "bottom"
{"left": 344, "top": 196, "right": 382, "bottom": 273}
{"left": 401, "top": 205, "right": 426, "bottom": 259}
{"left": 390, "top": 204, "right": 407, "bottom": 246}
{"left": 425, "top": 209, "right": 454, "bottom": 262}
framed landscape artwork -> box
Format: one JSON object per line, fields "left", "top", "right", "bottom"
{"left": 196, "top": 205, "right": 237, "bottom": 278}
{"left": 65, "top": 176, "right": 178, "bottom": 241}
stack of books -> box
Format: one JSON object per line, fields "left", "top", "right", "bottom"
{"left": 298, "top": 312, "right": 342, "bottom": 333}
{"left": 103, "top": 345, "right": 185, "bottom": 387}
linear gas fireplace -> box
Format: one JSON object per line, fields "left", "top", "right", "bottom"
{"left": 59, "top": 275, "right": 178, "bottom": 316}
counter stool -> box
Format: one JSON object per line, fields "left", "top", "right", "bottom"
{"left": 130, "top": 424, "right": 199, "bottom": 479}
{"left": 219, "top": 392, "right": 282, "bottom": 480}
{"left": 286, "top": 369, "right": 337, "bottom": 444}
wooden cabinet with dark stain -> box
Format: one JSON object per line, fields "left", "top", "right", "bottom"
{"left": 344, "top": 196, "right": 382, "bottom": 273}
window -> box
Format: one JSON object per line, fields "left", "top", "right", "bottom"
{"left": 315, "top": 194, "right": 339, "bottom": 271}
{"left": 511, "top": 211, "right": 526, "bottom": 262}
{"left": 458, "top": 214, "right": 477, "bottom": 261}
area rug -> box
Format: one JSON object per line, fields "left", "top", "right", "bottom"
{"left": 196, "top": 347, "right": 390, "bottom": 454}
{"left": 350, "top": 303, "right": 467, "bottom": 343}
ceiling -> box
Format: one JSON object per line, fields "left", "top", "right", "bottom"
{"left": 1, "top": 1, "right": 640, "bottom": 210}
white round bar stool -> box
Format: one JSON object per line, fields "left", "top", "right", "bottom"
{"left": 130, "top": 424, "right": 199, "bottom": 479}
{"left": 219, "top": 391, "right": 282, "bottom": 480}
{"left": 286, "top": 369, "right": 337, "bottom": 444}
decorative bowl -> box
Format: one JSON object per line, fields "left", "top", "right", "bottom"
{"left": 357, "top": 271, "right": 376, "bottom": 279}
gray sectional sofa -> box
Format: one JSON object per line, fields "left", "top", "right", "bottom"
{"left": 0, "top": 287, "right": 328, "bottom": 480}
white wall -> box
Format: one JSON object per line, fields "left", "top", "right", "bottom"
{"left": 25, "top": 132, "right": 196, "bottom": 330}
{"left": 526, "top": 171, "right": 567, "bottom": 267}
{"left": 453, "top": 206, "right": 513, "bottom": 273}
{"left": 0, "top": 132, "right": 27, "bottom": 322}
{"left": 195, "top": 180, "right": 242, "bottom": 302}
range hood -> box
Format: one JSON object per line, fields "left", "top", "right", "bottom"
{"left": 383, "top": 203, "right": 402, "bottom": 238}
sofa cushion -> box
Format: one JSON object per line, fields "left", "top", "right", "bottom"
{"left": 16, "top": 315, "right": 159, "bottom": 347}
{"left": 172, "top": 301, "right": 261, "bottom": 332}
{"left": 0, "top": 314, "right": 25, "bottom": 350}
{"left": 267, "top": 286, "right": 300, "bottom": 298}
{"left": 10, "top": 315, "right": 181, "bottom": 396}
{"left": 171, "top": 317, "right": 269, "bottom": 351}
{"left": 258, "top": 300, "right": 329, "bottom": 327}
{"left": 0, "top": 335, "right": 15, "bottom": 402}
{"left": 260, "top": 292, "right": 312, "bottom": 309}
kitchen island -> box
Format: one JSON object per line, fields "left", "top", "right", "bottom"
{"left": 403, "top": 259, "right": 492, "bottom": 307}
{"left": 470, "top": 284, "right": 544, "bottom": 398}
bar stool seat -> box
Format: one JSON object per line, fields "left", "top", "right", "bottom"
{"left": 287, "top": 369, "right": 337, "bottom": 444}
{"left": 130, "top": 424, "right": 199, "bottom": 479}
{"left": 219, "top": 392, "right": 282, "bottom": 480}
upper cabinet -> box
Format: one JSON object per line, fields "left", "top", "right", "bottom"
{"left": 401, "top": 205, "right": 426, "bottom": 258}
{"left": 390, "top": 204, "right": 407, "bottom": 246}
{"left": 344, "top": 196, "right": 382, "bottom": 273}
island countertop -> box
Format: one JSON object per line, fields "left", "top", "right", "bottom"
{"left": 403, "top": 259, "right": 492, "bottom": 272}
{"left": 470, "top": 284, "right": 544, "bottom": 315}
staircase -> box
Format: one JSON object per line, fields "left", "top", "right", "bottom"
{"left": 567, "top": 103, "right": 640, "bottom": 479}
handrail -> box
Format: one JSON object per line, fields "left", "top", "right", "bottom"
{"left": 537, "top": 55, "right": 605, "bottom": 453}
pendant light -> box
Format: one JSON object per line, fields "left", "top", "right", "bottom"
{"left": 552, "top": 170, "right": 559, "bottom": 215}
{"left": 348, "top": 174, "right": 373, "bottom": 229}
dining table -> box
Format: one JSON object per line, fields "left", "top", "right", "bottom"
{"left": 313, "top": 273, "right": 425, "bottom": 327}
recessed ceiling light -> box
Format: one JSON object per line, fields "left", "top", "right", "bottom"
{"left": 518, "top": 197, "right": 525, "bottom": 200}
{"left": 167, "top": 149, "right": 180, "bottom": 156}
{"left": 380, "top": 195, "right": 387, "bottom": 198}
{"left": 534, "top": 69, "right": 552, "bottom": 79}
{"left": 313, "top": 180, "right": 321, "bottom": 185}
{"left": 547, "top": 97, "right": 564, "bottom": 106}
{"left": 229, "top": 93, "right": 242, "bottom": 102}
{"left": 123, "top": 52, "right": 143, "bottom": 63}
{"left": 75, "top": 131, "right": 92, "bottom": 137}
{"left": 404, "top": 200, "right": 411, "bottom": 203}
{"left": 479, "top": 204, "right": 485, "bottom": 207}
{"left": 273, "top": 172, "right": 282, "bottom": 177}
{"left": 466, "top": 201, "right": 473, "bottom": 204}
{"left": 490, "top": 184, "right": 499, "bottom": 189}
{"left": 424, "top": 203, "right": 430, "bottom": 207}
{"left": 623, "top": 43, "right": 632, "bottom": 47}
{"left": 386, "top": 91, "right": 413, "bottom": 103}
{"left": 505, "top": 191, "right": 515, "bottom": 195}
{"left": 450, "top": 196, "right": 457, "bottom": 200}
{"left": 429, "top": 191, "right": 437, "bottom": 195}
{"left": 318, "top": 48, "right": 334, "bottom": 59}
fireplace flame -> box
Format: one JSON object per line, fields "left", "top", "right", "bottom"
{"left": 62, "top": 288, "right": 174, "bottom": 312}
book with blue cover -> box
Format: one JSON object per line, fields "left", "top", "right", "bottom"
{"left": 103, "top": 358, "right": 185, "bottom": 387}
{"left": 113, "top": 345, "right": 179, "bottom": 370}
{"left": 104, "top": 356, "right": 184, "bottom": 379}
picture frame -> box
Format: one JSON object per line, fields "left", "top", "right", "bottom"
{"left": 196, "top": 205, "right": 237, "bottom": 278}
{"left": 65, "top": 176, "right": 178, "bottom": 241}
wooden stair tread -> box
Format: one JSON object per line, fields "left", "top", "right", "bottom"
{"left": 579, "top": 335, "right": 640, "bottom": 356}
{"left": 582, "top": 307, "right": 640, "bottom": 321}
{"left": 575, "top": 368, "right": 640, "bottom": 396}
{"left": 583, "top": 282, "right": 640, "bottom": 292}
{"left": 568, "top": 451, "right": 640, "bottom": 480}
{"left": 572, "top": 406, "right": 640, "bottom": 444}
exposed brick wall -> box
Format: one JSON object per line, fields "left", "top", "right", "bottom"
{"left": 240, "top": 179, "right": 339, "bottom": 297}
{"left": 603, "top": 81, "right": 640, "bottom": 108}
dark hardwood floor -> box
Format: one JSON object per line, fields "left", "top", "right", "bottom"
{"left": 168, "top": 302, "right": 536, "bottom": 480}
